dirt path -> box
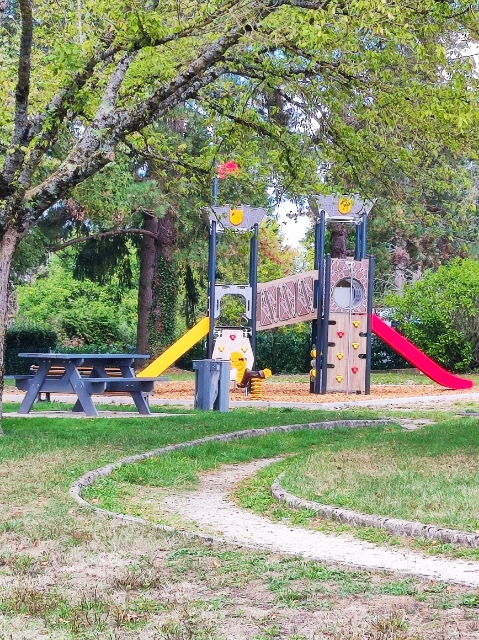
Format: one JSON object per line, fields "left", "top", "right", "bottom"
{"left": 158, "top": 458, "right": 479, "bottom": 587}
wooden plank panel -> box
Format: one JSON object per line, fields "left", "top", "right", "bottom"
{"left": 327, "top": 314, "right": 349, "bottom": 392}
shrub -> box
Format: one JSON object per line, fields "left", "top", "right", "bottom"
{"left": 371, "top": 335, "right": 411, "bottom": 370}
{"left": 174, "top": 339, "right": 207, "bottom": 370}
{"left": 60, "top": 305, "right": 123, "bottom": 345}
{"left": 255, "top": 324, "right": 311, "bottom": 374}
{"left": 15, "top": 258, "right": 137, "bottom": 348}
{"left": 175, "top": 324, "right": 311, "bottom": 374}
{"left": 5, "top": 328, "right": 58, "bottom": 375}
{"left": 385, "top": 258, "right": 479, "bottom": 372}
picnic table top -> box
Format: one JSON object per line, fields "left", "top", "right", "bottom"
{"left": 18, "top": 353, "right": 150, "bottom": 360}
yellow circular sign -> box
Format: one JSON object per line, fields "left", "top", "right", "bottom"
{"left": 338, "top": 197, "right": 353, "bottom": 214}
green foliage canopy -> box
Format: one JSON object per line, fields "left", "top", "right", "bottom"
{"left": 16, "top": 257, "right": 138, "bottom": 347}
{"left": 386, "top": 259, "right": 479, "bottom": 372}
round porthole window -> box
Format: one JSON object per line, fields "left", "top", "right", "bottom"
{"left": 332, "top": 278, "right": 365, "bottom": 310}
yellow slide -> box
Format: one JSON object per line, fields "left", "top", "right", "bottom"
{"left": 137, "top": 317, "right": 210, "bottom": 377}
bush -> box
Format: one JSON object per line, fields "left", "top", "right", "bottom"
{"left": 15, "top": 258, "right": 137, "bottom": 348}
{"left": 256, "top": 324, "right": 311, "bottom": 374}
{"left": 174, "top": 319, "right": 417, "bottom": 374}
{"left": 175, "top": 339, "right": 207, "bottom": 370}
{"left": 5, "top": 328, "right": 58, "bottom": 375}
{"left": 385, "top": 258, "right": 479, "bottom": 372}
{"left": 175, "top": 324, "right": 311, "bottom": 374}
{"left": 55, "top": 342, "right": 136, "bottom": 355}
{"left": 371, "top": 335, "right": 411, "bottom": 370}
{"left": 60, "top": 306, "right": 123, "bottom": 345}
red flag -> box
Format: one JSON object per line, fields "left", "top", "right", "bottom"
{"left": 216, "top": 161, "right": 240, "bottom": 179}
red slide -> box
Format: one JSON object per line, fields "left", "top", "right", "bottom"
{"left": 371, "top": 314, "right": 474, "bottom": 390}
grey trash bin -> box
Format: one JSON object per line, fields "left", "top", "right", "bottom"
{"left": 192, "top": 359, "right": 230, "bottom": 412}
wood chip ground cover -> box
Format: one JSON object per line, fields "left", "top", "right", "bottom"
{"left": 152, "top": 380, "right": 477, "bottom": 403}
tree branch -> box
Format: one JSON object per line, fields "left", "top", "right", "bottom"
{"left": 267, "top": 0, "right": 334, "bottom": 9}
{"left": 11, "top": 0, "right": 242, "bottom": 192}
{"left": 92, "top": 51, "right": 138, "bottom": 126}
{"left": 49, "top": 227, "right": 158, "bottom": 252}
{"left": 124, "top": 138, "right": 210, "bottom": 176}
{"left": 23, "top": 0, "right": 339, "bottom": 218}
{"left": 1, "top": 0, "right": 33, "bottom": 184}
{"left": 203, "top": 96, "right": 291, "bottom": 148}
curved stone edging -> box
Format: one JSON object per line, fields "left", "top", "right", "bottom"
{"left": 69, "top": 419, "right": 391, "bottom": 541}
{"left": 271, "top": 473, "right": 479, "bottom": 548}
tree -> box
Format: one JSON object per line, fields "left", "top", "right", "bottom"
{"left": 0, "top": 0, "right": 478, "bottom": 430}
{"left": 385, "top": 259, "right": 479, "bottom": 372}
{"left": 16, "top": 256, "right": 138, "bottom": 347}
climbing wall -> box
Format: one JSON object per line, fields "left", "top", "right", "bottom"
{"left": 324, "top": 258, "right": 370, "bottom": 393}
{"left": 326, "top": 313, "right": 367, "bottom": 393}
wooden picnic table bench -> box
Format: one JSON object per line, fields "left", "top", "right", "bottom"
{"left": 15, "top": 353, "right": 168, "bottom": 417}
{"left": 18, "top": 365, "right": 130, "bottom": 399}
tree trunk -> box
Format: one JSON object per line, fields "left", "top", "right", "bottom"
{"left": 136, "top": 212, "right": 160, "bottom": 354}
{"left": 392, "top": 236, "right": 409, "bottom": 294}
{"left": 148, "top": 208, "right": 179, "bottom": 358}
{"left": 0, "top": 228, "right": 23, "bottom": 433}
{"left": 136, "top": 208, "right": 179, "bottom": 359}
{"left": 329, "top": 221, "right": 348, "bottom": 259}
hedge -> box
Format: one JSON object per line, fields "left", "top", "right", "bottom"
{"left": 5, "top": 328, "right": 58, "bottom": 375}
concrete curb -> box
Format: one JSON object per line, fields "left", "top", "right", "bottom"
{"left": 70, "top": 420, "right": 391, "bottom": 543}
{"left": 271, "top": 473, "right": 479, "bottom": 548}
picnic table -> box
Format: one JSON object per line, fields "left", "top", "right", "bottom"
{"left": 15, "top": 353, "right": 166, "bottom": 417}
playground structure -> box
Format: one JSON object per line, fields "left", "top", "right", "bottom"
{"left": 138, "top": 195, "right": 473, "bottom": 393}
{"left": 139, "top": 203, "right": 269, "bottom": 388}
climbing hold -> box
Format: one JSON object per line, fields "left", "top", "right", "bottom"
{"left": 229, "top": 335, "right": 236, "bottom": 340}
{"left": 337, "top": 352, "right": 344, "bottom": 360}
{"left": 352, "top": 320, "right": 360, "bottom": 328}
{"left": 337, "top": 331, "right": 344, "bottom": 338}
{"left": 218, "top": 346, "right": 225, "bottom": 352}
{"left": 352, "top": 342, "right": 359, "bottom": 350}
{"left": 351, "top": 366, "right": 358, "bottom": 374}
{"left": 336, "top": 375, "right": 343, "bottom": 382}
{"left": 241, "top": 346, "right": 248, "bottom": 352}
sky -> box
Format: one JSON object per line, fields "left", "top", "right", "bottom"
{"left": 275, "top": 200, "right": 311, "bottom": 248}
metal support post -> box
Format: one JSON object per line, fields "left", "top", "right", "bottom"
{"left": 365, "top": 255, "right": 374, "bottom": 395}
{"left": 354, "top": 222, "right": 361, "bottom": 261}
{"left": 314, "top": 210, "right": 326, "bottom": 393}
{"left": 249, "top": 223, "right": 259, "bottom": 363}
{"left": 320, "top": 254, "right": 332, "bottom": 394}
{"left": 361, "top": 214, "right": 368, "bottom": 260}
{"left": 207, "top": 221, "right": 217, "bottom": 358}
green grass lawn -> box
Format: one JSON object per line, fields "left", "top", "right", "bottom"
{"left": 83, "top": 419, "right": 393, "bottom": 513}
{"left": 277, "top": 418, "right": 479, "bottom": 532}
{"left": 4, "top": 408, "right": 479, "bottom": 637}
{"left": 79, "top": 410, "right": 479, "bottom": 556}
{"left": 85, "top": 414, "right": 479, "bottom": 534}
